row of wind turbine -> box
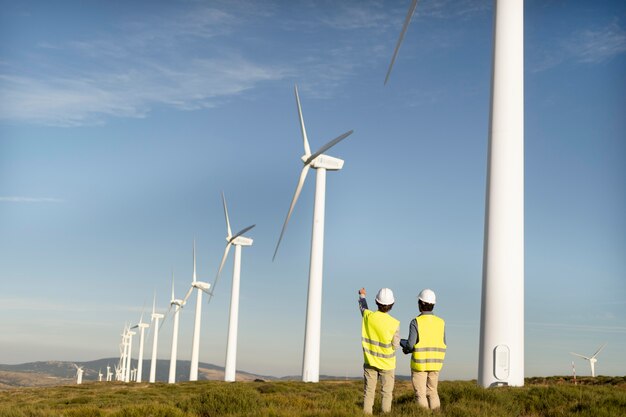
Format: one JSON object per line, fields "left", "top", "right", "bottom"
{"left": 109, "top": 192, "right": 255, "bottom": 384}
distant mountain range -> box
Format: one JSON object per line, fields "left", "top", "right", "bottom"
{"left": 0, "top": 359, "right": 277, "bottom": 389}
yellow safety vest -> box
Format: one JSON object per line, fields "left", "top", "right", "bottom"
{"left": 361, "top": 310, "right": 400, "bottom": 370}
{"left": 411, "top": 314, "right": 446, "bottom": 372}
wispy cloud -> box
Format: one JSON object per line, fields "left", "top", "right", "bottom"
{"left": 0, "top": 196, "right": 64, "bottom": 203}
{"left": 416, "top": 0, "right": 490, "bottom": 19}
{"left": 569, "top": 22, "right": 626, "bottom": 64}
{"left": 318, "top": 1, "right": 392, "bottom": 31}
{"left": 531, "top": 20, "right": 626, "bottom": 72}
{"left": 0, "top": 56, "right": 288, "bottom": 126}
{"left": 0, "top": 4, "right": 288, "bottom": 127}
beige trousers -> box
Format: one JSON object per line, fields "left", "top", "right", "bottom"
{"left": 411, "top": 370, "right": 440, "bottom": 410}
{"left": 363, "top": 365, "right": 395, "bottom": 414}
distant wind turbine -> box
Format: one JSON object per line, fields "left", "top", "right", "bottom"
{"left": 273, "top": 85, "right": 354, "bottom": 383}
{"left": 125, "top": 330, "right": 136, "bottom": 383}
{"left": 571, "top": 343, "right": 607, "bottom": 377}
{"left": 182, "top": 241, "right": 212, "bottom": 381}
{"left": 384, "top": 0, "right": 525, "bottom": 387}
{"left": 131, "top": 311, "right": 150, "bottom": 383}
{"left": 106, "top": 365, "right": 112, "bottom": 382}
{"left": 165, "top": 271, "right": 185, "bottom": 384}
{"left": 149, "top": 293, "right": 164, "bottom": 383}
{"left": 73, "top": 364, "right": 84, "bottom": 385}
{"left": 98, "top": 368, "right": 103, "bottom": 382}
{"left": 118, "top": 325, "right": 129, "bottom": 381}
{"left": 214, "top": 192, "right": 255, "bottom": 382}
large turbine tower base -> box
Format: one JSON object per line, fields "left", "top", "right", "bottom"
{"left": 478, "top": 0, "right": 524, "bottom": 388}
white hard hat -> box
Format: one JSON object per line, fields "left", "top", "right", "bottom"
{"left": 375, "top": 288, "right": 395, "bottom": 305}
{"left": 418, "top": 288, "right": 436, "bottom": 305}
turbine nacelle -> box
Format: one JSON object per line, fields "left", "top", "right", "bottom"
{"left": 170, "top": 298, "right": 185, "bottom": 308}
{"left": 230, "top": 235, "right": 253, "bottom": 246}
{"left": 192, "top": 281, "right": 211, "bottom": 292}
{"left": 151, "top": 313, "right": 164, "bottom": 320}
{"left": 303, "top": 154, "right": 344, "bottom": 170}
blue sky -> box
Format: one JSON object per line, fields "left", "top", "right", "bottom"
{"left": 1, "top": 0, "right": 624, "bottom": 380}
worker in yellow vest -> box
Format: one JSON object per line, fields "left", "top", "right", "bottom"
{"left": 401, "top": 288, "right": 446, "bottom": 410}
{"left": 359, "top": 287, "right": 400, "bottom": 414}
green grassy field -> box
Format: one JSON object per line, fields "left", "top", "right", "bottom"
{"left": 1, "top": 377, "right": 624, "bottom": 417}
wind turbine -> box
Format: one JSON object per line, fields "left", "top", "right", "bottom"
{"left": 118, "top": 325, "right": 129, "bottom": 381}
{"left": 571, "top": 343, "right": 607, "bottom": 377}
{"left": 125, "top": 329, "right": 136, "bottom": 383}
{"left": 384, "top": 0, "right": 525, "bottom": 387}
{"left": 73, "top": 364, "right": 84, "bottom": 385}
{"left": 273, "top": 85, "right": 354, "bottom": 383}
{"left": 165, "top": 271, "right": 185, "bottom": 384}
{"left": 182, "top": 240, "right": 212, "bottom": 381}
{"left": 214, "top": 192, "right": 255, "bottom": 382}
{"left": 98, "top": 368, "right": 103, "bottom": 382}
{"left": 131, "top": 311, "right": 150, "bottom": 383}
{"left": 106, "top": 365, "right": 112, "bottom": 382}
{"left": 149, "top": 293, "right": 164, "bottom": 383}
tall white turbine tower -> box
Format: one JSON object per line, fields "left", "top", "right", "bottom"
{"left": 118, "top": 326, "right": 129, "bottom": 381}
{"left": 384, "top": 0, "right": 525, "bottom": 387}
{"left": 273, "top": 85, "right": 354, "bottom": 383}
{"left": 125, "top": 330, "right": 136, "bottom": 383}
{"left": 131, "top": 312, "right": 150, "bottom": 383}
{"left": 166, "top": 272, "right": 185, "bottom": 384}
{"left": 182, "top": 241, "right": 212, "bottom": 381}
{"left": 149, "top": 294, "right": 164, "bottom": 383}
{"left": 571, "top": 343, "right": 607, "bottom": 377}
{"left": 214, "top": 192, "right": 255, "bottom": 382}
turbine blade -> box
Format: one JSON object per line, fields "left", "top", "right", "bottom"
{"left": 570, "top": 352, "right": 590, "bottom": 360}
{"left": 304, "top": 130, "right": 354, "bottom": 165}
{"left": 273, "top": 164, "right": 310, "bottom": 261}
{"left": 159, "top": 304, "right": 173, "bottom": 331}
{"left": 231, "top": 224, "right": 255, "bottom": 241}
{"left": 182, "top": 285, "right": 194, "bottom": 305}
{"left": 192, "top": 240, "right": 197, "bottom": 283}
{"left": 384, "top": 0, "right": 419, "bottom": 85}
{"left": 591, "top": 342, "right": 608, "bottom": 358}
{"left": 152, "top": 291, "right": 156, "bottom": 315}
{"left": 295, "top": 85, "right": 311, "bottom": 157}
{"left": 171, "top": 270, "right": 175, "bottom": 300}
{"left": 213, "top": 242, "right": 233, "bottom": 295}
{"left": 138, "top": 301, "right": 146, "bottom": 325}
{"left": 222, "top": 192, "right": 233, "bottom": 238}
